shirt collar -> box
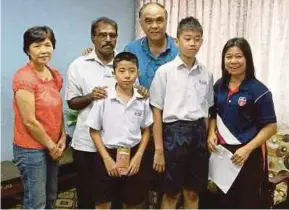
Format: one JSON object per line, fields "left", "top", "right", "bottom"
{"left": 141, "top": 34, "right": 174, "bottom": 56}
{"left": 239, "top": 79, "right": 250, "bottom": 91}
{"left": 107, "top": 86, "right": 143, "bottom": 100}
{"left": 84, "top": 49, "right": 116, "bottom": 66}
{"left": 166, "top": 36, "right": 176, "bottom": 51}
{"left": 223, "top": 78, "right": 251, "bottom": 91}
{"left": 174, "top": 55, "right": 201, "bottom": 72}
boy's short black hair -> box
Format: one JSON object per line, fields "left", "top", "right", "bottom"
{"left": 177, "top": 16, "right": 203, "bottom": 38}
{"left": 113, "top": 52, "right": 139, "bottom": 70}
{"left": 23, "top": 26, "right": 56, "bottom": 56}
{"left": 91, "top": 17, "right": 118, "bottom": 38}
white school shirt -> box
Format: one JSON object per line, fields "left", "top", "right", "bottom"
{"left": 65, "top": 50, "right": 116, "bottom": 152}
{"left": 149, "top": 55, "right": 214, "bottom": 123}
{"left": 86, "top": 87, "right": 153, "bottom": 148}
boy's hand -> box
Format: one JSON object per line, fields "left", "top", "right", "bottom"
{"left": 207, "top": 133, "right": 218, "bottom": 152}
{"left": 153, "top": 149, "right": 165, "bottom": 173}
{"left": 135, "top": 85, "right": 149, "bottom": 99}
{"left": 127, "top": 153, "right": 142, "bottom": 176}
{"left": 81, "top": 47, "right": 93, "bottom": 56}
{"left": 103, "top": 155, "right": 120, "bottom": 177}
{"left": 89, "top": 86, "right": 108, "bottom": 101}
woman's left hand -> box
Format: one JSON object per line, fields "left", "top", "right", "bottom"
{"left": 231, "top": 146, "right": 252, "bottom": 166}
{"left": 57, "top": 135, "right": 66, "bottom": 156}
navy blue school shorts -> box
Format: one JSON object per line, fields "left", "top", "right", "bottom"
{"left": 93, "top": 144, "right": 151, "bottom": 206}
{"left": 162, "top": 119, "right": 209, "bottom": 197}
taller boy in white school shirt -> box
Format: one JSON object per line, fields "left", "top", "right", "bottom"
{"left": 149, "top": 16, "right": 214, "bottom": 209}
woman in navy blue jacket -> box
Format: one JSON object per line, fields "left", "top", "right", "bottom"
{"left": 207, "top": 37, "right": 277, "bottom": 208}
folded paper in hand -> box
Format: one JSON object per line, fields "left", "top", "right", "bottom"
{"left": 208, "top": 145, "right": 243, "bottom": 194}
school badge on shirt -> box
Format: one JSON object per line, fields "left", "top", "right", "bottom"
{"left": 238, "top": 97, "right": 247, "bottom": 106}
{"left": 134, "top": 110, "right": 143, "bottom": 117}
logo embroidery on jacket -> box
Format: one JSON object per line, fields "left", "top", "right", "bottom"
{"left": 238, "top": 97, "right": 247, "bottom": 106}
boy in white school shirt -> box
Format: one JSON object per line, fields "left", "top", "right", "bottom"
{"left": 86, "top": 52, "right": 153, "bottom": 209}
{"left": 149, "top": 16, "right": 214, "bottom": 209}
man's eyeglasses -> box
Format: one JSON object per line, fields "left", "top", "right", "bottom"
{"left": 96, "top": 32, "right": 118, "bottom": 40}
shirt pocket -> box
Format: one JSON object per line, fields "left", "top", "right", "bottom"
{"left": 126, "top": 108, "right": 144, "bottom": 131}
{"left": 194, "top": 80, "right": 208, "bottom": 104}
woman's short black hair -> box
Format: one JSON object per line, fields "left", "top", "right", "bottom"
{"left": 23, "top": 26, "right": 56, "bottom": 56}
{"left": 221, "top": 37, "right": 256, "bottom": 86}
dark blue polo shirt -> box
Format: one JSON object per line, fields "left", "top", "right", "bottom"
{"left": 124, "top": 35, "right": 179, "bottom": 89}
{"left": 210, "top": 78, "right": 277, "bottom": 144}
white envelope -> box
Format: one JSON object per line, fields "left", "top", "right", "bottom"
{"left": 208, "top": 145, "right": 243, "bottom": 194}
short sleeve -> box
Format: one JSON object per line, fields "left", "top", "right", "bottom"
{"left": 65, "top": 62, "right": 83, "bottom": 100}
{"left": 255, "top": 90, "right": 277, "bottom": 125}
{"left": 12, "top": 70, "right": 37, "bottom": 93}
{"left": 149, "top": 67, "right": 166, "bottom": 110}
{"left": 209, "top": 80, "right": 221, "bottom": 119}
{"left": 141, "top": 99, "right": 154, "bottom": 128}
{"left": 86, "top": 100, "right": 104, "bottom": 131}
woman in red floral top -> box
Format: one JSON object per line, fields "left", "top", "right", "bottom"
{"left": 12, "top": 26, "right": 66, "bottom": 209}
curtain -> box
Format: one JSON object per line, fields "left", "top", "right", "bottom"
{"left": 136, "top": 0, "right": 289, "bottom": 130}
